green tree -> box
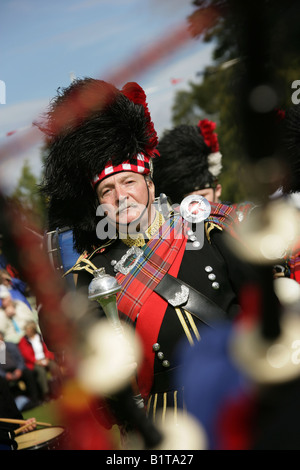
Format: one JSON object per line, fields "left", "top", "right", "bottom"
{"left": 171, "top": 0, "right": 300, "bottom": 202}
{"left": 172, "top": 63, "right": 245, "bottom": 202}
{"left": 10, "top": 159, "right": 47, "bottom": 229}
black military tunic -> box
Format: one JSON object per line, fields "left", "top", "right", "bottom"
{"left": 74, "top": 215, "right": 254, "bottom": 425}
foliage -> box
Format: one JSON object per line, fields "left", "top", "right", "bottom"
{"left": 171, "top": 0, "right": 300, "bottom": 203}
{"left": 8, "top": 159, "right": 47, "bottom": 230}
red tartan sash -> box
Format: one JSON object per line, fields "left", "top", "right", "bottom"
{"left": 115, "top": 214, "right": 187, "bottom": 323}
{"left": 114, "top": 201, "right": 239, "bottom": 322}
{"left": 208, "top": 202, "right": 240, "bottom": 238}
{"left": 114, "top": 213, "right": 188, "bottom": 399}
{"left": 289, "top": 251, "right": 300, "bottom": 283}
{"left": 135, "top": 240, "right": 187, "bottom": 399}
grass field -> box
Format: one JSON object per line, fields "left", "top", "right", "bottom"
{"left": 22, "top": 399, "right": 63, "bottom": 426}
{"left": 21, "top": 395, "right": 121, "bottom": 450}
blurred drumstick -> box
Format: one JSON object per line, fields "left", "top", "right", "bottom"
{"left": 14, "top": 422, "right": 36, "bottom": 435}
{"left": 0, "top": 418, "right": 52, "bottom": 427}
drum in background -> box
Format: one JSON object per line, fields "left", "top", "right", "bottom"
{"left": 15, "top": 426, "right": 67, "bottom": 450}
{"left": 45, "top": 227, "right": 80, "bottom": 289}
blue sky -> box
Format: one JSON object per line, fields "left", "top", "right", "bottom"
{"left": 0, "top": 0, "right": 214, "bottom": 193}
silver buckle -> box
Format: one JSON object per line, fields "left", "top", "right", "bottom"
{"left": 114, "top": 246, "right": 143, "bottom": 275}
{"left": 168, "top": 285, "right": 189, "bottom": 307}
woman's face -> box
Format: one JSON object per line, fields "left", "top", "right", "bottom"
{"left": 96, "top": 172, "right": 155, "bottom": 231}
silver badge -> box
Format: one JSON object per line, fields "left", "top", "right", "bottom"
{"left": 168, "top": 285, "right": 189, "bottom": 307}
{"left": 114, "top": 246, "right": 143, "bottom": 275}
{"left": 180, "top": 195, "right": 211, "bottom": 223}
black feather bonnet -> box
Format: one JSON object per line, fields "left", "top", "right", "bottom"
{"left": 37, "top": 78, "right": 159, "bottom": 253}
{"left": 153, "top": 120, "right": 222, "bottom": 204}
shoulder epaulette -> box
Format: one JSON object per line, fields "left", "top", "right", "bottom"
{"left": 205, "top": 221, "right": 223, "bottom": 243}
{"left": 63, "top": 253, "right": 98, "bottom": 277}
{"left": 63, "top": 237, "right": 117, "bottom": 277}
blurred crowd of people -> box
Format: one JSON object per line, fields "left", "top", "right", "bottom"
{"left": 0, "top": 258, "right": 62, "bottom": 412}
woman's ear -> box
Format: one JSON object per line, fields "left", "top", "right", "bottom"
{"left": 215, "top": 183, "right": 222, "bottom": 201}
{"left": 147, "top": 178, "right": 155, "bottom": 202}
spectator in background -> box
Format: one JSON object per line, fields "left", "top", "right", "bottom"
{"left": 0, "top": 331, "right": 40, "bottom": 409}
{"left": 0, "top": 286, "right": 38, "bottom": 343}
{"left": 0, "top": 236, "right": 19, "bottom": 280}
{"left": 18, "top": 321, "right": 61, "bottom": 401}
{"left": 0, "top": 268, "right": 32, "bottom": 311}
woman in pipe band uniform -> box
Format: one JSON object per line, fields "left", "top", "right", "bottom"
{"left": 73, "top": 205, "right": 254, "bottom": 425}
{"left": 38, "top": 78, "right": 256, "bottom": 432}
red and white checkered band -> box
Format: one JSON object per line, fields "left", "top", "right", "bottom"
{"left": 92, "top": 153, "right": 151, "bottom": 187}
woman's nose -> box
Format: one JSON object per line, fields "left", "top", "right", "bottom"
{"left": 114, "top": 184, "right": 127, "bottom": 203}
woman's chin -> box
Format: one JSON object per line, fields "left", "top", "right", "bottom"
{"left": 118, "top": 210, "right": 141, "bottom": 227}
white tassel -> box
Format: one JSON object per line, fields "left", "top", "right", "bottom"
{"left": 207, "top": 151, "right": 222, "bottom": 177}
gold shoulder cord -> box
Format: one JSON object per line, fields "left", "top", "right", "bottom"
{"left": 146, "top": 389, "right": 182, "bottom": 426}
{"left": 184, "top": 309, "right": 201, "bottom": 342}
{"left": 205, "top": 221, "right": 222, "bottom": 243}
{"left": 63, "top": 256, "right": 98, "bottom": 277}
{"left": 63, "top": 237, "right": 117, "bottom": 279}
{"left": 175, "top": 308, "right": 201, "bottom": 346}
